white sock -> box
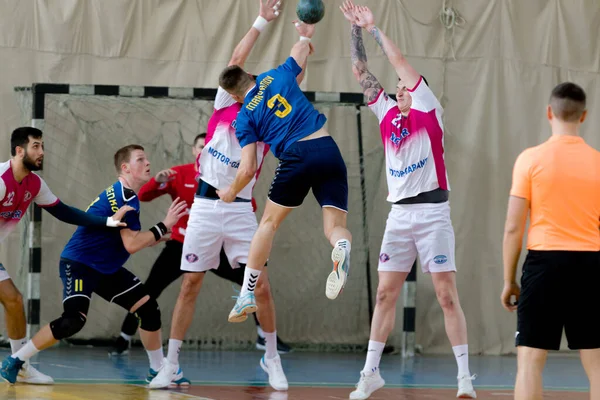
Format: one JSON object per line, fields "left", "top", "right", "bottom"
{"left": 362, "top": 340, "right": 385, "bottom": 374}
{"left": 147, "top": 348, "right": 164, "bottom": 371}
{"left": 257, "top": 325, "right": 265, "bottom": 338}
{"left": 263, "top": 331, "right": 278, "bottom": 359}
{"left": 452, "top": 344, "right": 470, "bottom": 377}
{"left": 167, "top": 339, "right": 182, "bottom": 365}
{"left": 11, "top": 341, "right": 40, "bottom": 362}
{"left": 9, "top": 338, "right": 28, "bottom": 354}
{"left": 335, "top": 238, "right": 351, "bottom": 253}
{"left": 240, "top": 267, "right": 261, "bottom": 297}
{"left": 120, "top": 332, "right": 132, "bottom": 341}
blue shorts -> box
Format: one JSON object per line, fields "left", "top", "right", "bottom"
{"left": 268, "top": 136, "right": 348, "bottom": 211}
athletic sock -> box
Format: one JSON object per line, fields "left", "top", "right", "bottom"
{"left": 147, "top": 348, "right": 164, "bottom": 371}
{"left": 120, "top": 332, "right": 132, "bottom": 341}
{"left": 362, "top": 340, "right": 385, "bottom": 374}
{"left": 9, "top": 338, "right": 28, "bottom": 354}
{"left": 452, "top": 344, "right": 471, "bottom": 377}
{"left": 167, "top": 339, "right": 183, "bottom": 365}
{"left": 240, "top": 267, "right": 261, "bottom": 297}
{"left": 263, "top": 331, "right": 278, "bottom": 359}
{"left": 11, "top": 341, "right": 40, "bottom": 362}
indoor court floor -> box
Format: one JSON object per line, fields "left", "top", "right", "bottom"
{"left": 0, "top": 346, "right": 590, "bottom": 399}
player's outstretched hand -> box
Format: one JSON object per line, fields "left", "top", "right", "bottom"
{"left": 155, "top": 169, "right": 177, "bottom": 184}
{"left": 294, "top": 20, "right": 315, "bottom": 39}
{"left": 162, "top": 197, "right": 188, "bottom": 230}
{"left": 260, "top": 0, "right": 283, "bottom": 22}
{"left": 340, "top": 0, "right": 359, "bottom": 24}
{"left": 500, "top": 282, "right": 520, "bottom": 312}
{"left": 353, "top": 5, "right": 376, "bottom": 30}
{"left": 106, "top": 205, "right": 135, "bottom": 227}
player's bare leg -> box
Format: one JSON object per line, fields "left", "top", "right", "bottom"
{"left": 0, "top": 279, "right": 53, "bottom": 385}
{"left": 580, "top": 349, "right": 600, "bottom": 400}
{"left": 0, "top": 279, "right": 27, "bottom": 347}
{"left": 323, "top": 207, "right": 352, "bottom": 300}
{"left": 431, "top": 272, "right": 475, "bottom": 398}
{"left": 228, "top": 200, "right": 292, "bottom": 322}
{"left": 350, "top": 271, "right": 406, "bottom": 400}
{"left": 254, "top": 269, "right": 288, "bottom": 390}
{"left": 148, "top": 272, "right": 204, "bottom": 389}
{"left": 515, "top": 346, "right": 547, "bottom": 400}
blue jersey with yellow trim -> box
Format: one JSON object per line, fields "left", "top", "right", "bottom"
{"left": 61, "top": 181, "right": 141, "bottom": 274}
{"left": 235, "top": 57, "right": 327, "bottom": 158}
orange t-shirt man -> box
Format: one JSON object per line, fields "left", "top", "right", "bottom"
{"left": 510, "top": 135, "right": 600, "bottom": 251}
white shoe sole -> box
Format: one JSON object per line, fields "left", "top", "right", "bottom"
{"left": 349, "top": 379, "right": 385, "bottom": 399}
{"left": 228, "top": 303, "right": 257, "bottom": 323}
{"left": 326, "top": 246, "right": 348, "bottom": 299}
{"left": 260, "top": 358, "right": 288, "bottom": 391}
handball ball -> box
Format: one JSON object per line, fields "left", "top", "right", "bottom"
{"left": 296, "top": 0, "right": 325, "bottom": 24}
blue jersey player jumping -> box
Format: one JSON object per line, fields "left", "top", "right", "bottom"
{"left": 218, "top": 21, "right": 353, "bottom": 322}
{"left": 1, "top": 145, "right": 188, "bottom": 386}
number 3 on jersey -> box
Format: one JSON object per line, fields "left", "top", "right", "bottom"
{"left": 268, "top": 94, "right": 292, "bottom": 118}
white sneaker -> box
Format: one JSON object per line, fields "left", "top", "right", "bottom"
{"left": 349, "top": 370, "right": 385, "bottom": 399}
{"left": 260, "top": 355, "right": 288, "bottom": 391}
{"left": 457, "top": 374, "right": 477, "bottom": 398}
{"left": 326, "top": 243, "right": 350, "bottom": 300}
{"left": 228, "top": 292, "right": 257, "bottom": 323}
{"left": 17, "top": 362, "right": 54, "bottom": 385}
{"left": 148, "top": 358, "right": 180, "bottom": 389}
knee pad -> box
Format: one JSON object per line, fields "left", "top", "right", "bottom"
{"left": 50, "top": 311, "right": 87, "bottom": 340}
{"left": 134, "top": 298, "right": 161, "bottom": 332}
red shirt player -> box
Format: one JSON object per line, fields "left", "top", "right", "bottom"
{"left": 1, "top": 127, "right": 129, "bottom": 384}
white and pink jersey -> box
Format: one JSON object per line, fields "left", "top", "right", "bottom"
{"left": 368, "top": 77, "right": 450, "bottom": 203}
{"left": 197, "top": 87, "right": 269, "bottom": 200}
{"left": 0, "top": 160, "right": 58, "bottom": 242}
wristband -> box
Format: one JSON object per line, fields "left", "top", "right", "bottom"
{"left": 300, "top": 36, "right": 311, "bottom": 42}
{"left": 253, "top": 16, "right": 268, "bottom": 32}
{"left": 150, "top": 222, "right": 168, "bottom": 241}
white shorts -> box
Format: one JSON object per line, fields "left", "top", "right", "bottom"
{"left": 180, "top": 198, "right": 257, "bottom": 273}
{"left": 377, "top": 201, "right": 457, "bottom": 274}
{"left": 0, "top": 263, "right": 10, "bottom": 282}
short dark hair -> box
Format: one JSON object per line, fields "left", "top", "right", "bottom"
{"left": 549, "top": 82, "right": 587, "bottom": 122}
{"left": 11, "top": 127, "right": 42, "bottom": 156}
{"left": 114, "top": 144, "right": 144, "bottom": 173}
{"left": 194, "top": 133, "right": 206, "bottom": 146}
{"left": 219, "top": 65, "right": 254, "bottom": 96}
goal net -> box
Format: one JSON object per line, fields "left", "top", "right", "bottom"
{"left": 11, "top": 83, "right": 389, "bottom": 352}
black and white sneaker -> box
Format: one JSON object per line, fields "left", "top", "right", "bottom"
{"left": 255, "top": 335, "right": 292, "bottom": 354}
{"left": 109, "top": 336, "right": 130, "bottom": 356}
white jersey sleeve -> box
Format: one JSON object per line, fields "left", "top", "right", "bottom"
{"left": 34, "top": 177, "right": 59, "bottom": 206}
{"left": 0, "top": 178, "right": 5, "bottom": 202}
{"left": 214, "top": 86, "right": 237, "bottom": 110}
{"left": 408, "top": 77, "right": 443, "bottom": 114}
{"left": 368, "top": 89, "right": 398, "bottom": 123}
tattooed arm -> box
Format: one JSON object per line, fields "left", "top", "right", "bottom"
{"left": 350, "top": 24, "right": 383, "bottom": 103}
{"left": 354, "top": 6, "right": 420, "bottom": 89}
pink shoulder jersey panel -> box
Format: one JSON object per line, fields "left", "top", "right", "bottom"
{"left": 197, "top": 87, "right": 269, "bottom": 199}
{"left": 0, "top": 160, "right": 58, "bottom": 242}
{"left": 368, "top": 78, "right": 449, "bottom": 203}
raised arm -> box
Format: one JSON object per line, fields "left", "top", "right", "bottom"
{"left": 340, "top": 1, "right": 383, "bottom": 102}
{"left": 229, "top": 0, "right": 283, "bottom": 68}
{"left": 290, "top": 20, "right": 315, "bottom": 76}
{"left": 353, "top": 5, "right": 420, "bottom": 90}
